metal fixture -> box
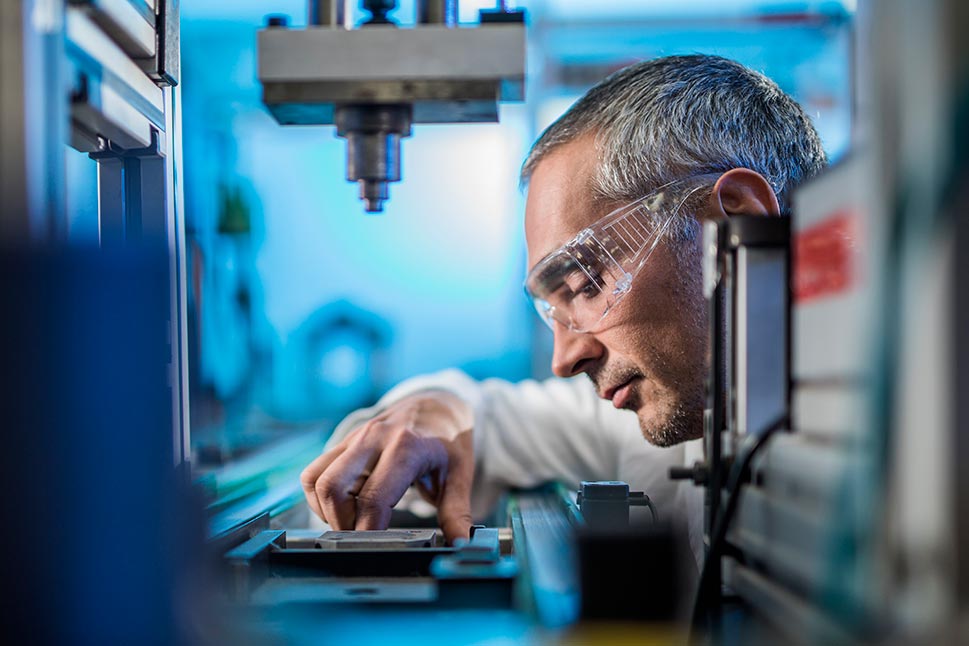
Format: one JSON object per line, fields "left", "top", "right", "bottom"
{"left": 258, "top": 0, "right": 525, "bottom": 213}
{"left": 575, "top": 480, "right": 657, "bottom": 527}
{"left": 335, "top": 104, "right": 411, "bottom": 212}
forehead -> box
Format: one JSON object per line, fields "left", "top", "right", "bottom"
{"left": 524, "top": 135, "right": 608, "bottom": 269}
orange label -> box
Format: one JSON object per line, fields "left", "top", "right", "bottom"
{"left": 793, "top": 210, "right": 860, "bottom": 303}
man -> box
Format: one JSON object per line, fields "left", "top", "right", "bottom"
{"left": 299, "top": 55, "right": 827, "bottom": 562}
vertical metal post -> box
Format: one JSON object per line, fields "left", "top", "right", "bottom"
{"left": 702, "top": 219, "right": 726, "bottom": 611}
{"left": 96, "top": 155, "right": 126, "bottom": 244}
{"left": 133, "top": 154, "right": 167, "bottom": 241}
{"left": 309, "top": 0, "right": 347, "bottom": 27}
{"left": 955, "top": 145, "right": 969, "bottom": 612}
{"left": 947, "top": 0, "right": 969, "bottom": 613}
{"left": 87, "top": 107, "right": 189, "bottom": 472}
{"left": 164, "top": 83, "right": 191, "bottom": 471}
{"left": 418, "top": 0, "right": 458, "bottom": 26}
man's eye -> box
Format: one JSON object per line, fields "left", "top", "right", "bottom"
{"left": 564, "top": 271, "right": 601, "bottom": 301}
{"left": 577, "top": 281, "right": 599, "bottom": 299}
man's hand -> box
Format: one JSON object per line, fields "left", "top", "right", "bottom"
{"left": 300, "top": 391, "right": 475, "bottom": 544}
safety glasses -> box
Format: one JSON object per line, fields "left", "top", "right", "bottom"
{"left": 524, "top": 174, "right": 718, "bottom": 333}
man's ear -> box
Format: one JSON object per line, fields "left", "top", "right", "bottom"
{"left": 706, "top": 168, "right": 780, "bottom": 218}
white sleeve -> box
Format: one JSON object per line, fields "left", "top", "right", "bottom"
{"left": 324, "top": 369, "right": 686, "bottom": 522}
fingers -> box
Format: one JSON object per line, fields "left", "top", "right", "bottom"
{"left": 437, "top": 436, "right": 475, "bottom": 544}
{"left": 355, "top": 430, "right": 447, "bottom": 530}
{"left": 298, "top": 393, "right": 476, "bottom": 538}
{"left": 437, "top": 469, "right": 474, "bottom": 544}
{"left": 299, "top": 444, "right": 346, "bottom": 522}
{"left": 315, "top": 445, "right": 380, "bottom": 529}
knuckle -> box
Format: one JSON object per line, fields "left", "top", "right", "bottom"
{"left": 299, "top": 468, "right": 315, "bottom": 490}
{"left": 299, "top": 465, "right": 321, "bottom": 490}
{"left": 390, "top": 427, "right": 422, "bottom": 452}
{"left": 354, "top": 493, "right": 386, "bottom": 515}
{"left": 314, "top": 474, "right": 341, "bottom": 500}
{"left": 355, "top": 420, "right": 389, "bottom": 445}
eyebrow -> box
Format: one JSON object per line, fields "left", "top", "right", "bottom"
{"left": 528, "top": 231, "right": 575, "bottom": 278}
{"left": 531, "top": 251, "right": 575, "bottom": 287}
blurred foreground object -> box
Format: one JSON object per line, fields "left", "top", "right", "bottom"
{"left": 1, "top": 1, "right": 204, "bottom": 641}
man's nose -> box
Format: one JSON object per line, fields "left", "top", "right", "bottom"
{"left": 550, "top": 323, "right": 604, "bottom": 378}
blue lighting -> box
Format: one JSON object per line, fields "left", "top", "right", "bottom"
{"left": 180, "top": 0, "right": 852, "bottom": 432}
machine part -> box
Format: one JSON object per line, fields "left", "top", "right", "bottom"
{"left": 687, "top": 215, "right": 791, "bottom": 635}
{"left": 89, "top": 130, "right": 170, "bottom": 244}
{"left": 256, "top": 2, "right": 525, "bottom": 212}
{"left": 315, "top": 528, "right": 440, "bottom": 549}
{"left": 6, "top": 0, "right": 188, "bottom": 491}
{"left": 508, "top": 490, "right": 580, "bottom": 627}
{"left": 430, "top": 527, "right": 518, "bottom": 608}
{"left": 222, "top": 523, "right": 517, "bottom": 610}
{"left": 66, "top": 6, "right": 165, "bottom": 128}
{"left": 690, "top": 416, "right": 787, "bottom": 632}
{"left": 576, "top": 481, "right": 658, "bottom": 528}
{"left": 68, "top": 0, "right": 156, "bottom": 59}
{"left": 71, "top": 72, "right": 154, "bottom": 151}
{"left": 252, "top": 578, "right": 438, "bottom": 604}
{"left": 362, "top": 0, "right": 396, "bottom": 24}
{"left": 257, "top": 25, "right": 525, "bottom": 120}
{"left": 335, "top": 104, "right": 412, "bottom": 212}
{"left": 209, "top": 512, "right": 273, "bottom": 557}
{"left": 704, "top": 219, "right": 727, "bottom": 548}
{"left": 272, "top": 543, "right": 455, "bottom": 577}
{"left": 577, "top": 481, "right": 632, "bottom": 527}
{"left": 309, "top": 0, "right": 347, "bottom": 27}
{"left": 225, "top": 530, "right": 288, "bottom": 602}
{"left": 76, "top": 46, "right": 189, "bottom": 465}
{"left": 419, "top": 0, "right": 458, "bottom": 26}
{"left": 150, "top": 0, "right": 179, "bottom": 87}
{"left": 669, "top": 460, "right": 710, "bottom": 486}
{"left": 430, "top": 527, "right": 518, "bottom": 579}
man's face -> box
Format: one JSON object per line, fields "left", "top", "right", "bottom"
{"left": 524, "top": 135, "right": 707, "bottom": 446}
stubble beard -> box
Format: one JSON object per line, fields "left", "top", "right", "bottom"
{"left": 589, "top": 362, "right": 705, "bottom": 448}
{"left": 635, "top": 242, "right": 708, "bottom": 447}
{"left": 587, "top": 234, "right": 709, "bottom": 448}
{"left": 638, "top": 391, "right": 705, "bottom": 447}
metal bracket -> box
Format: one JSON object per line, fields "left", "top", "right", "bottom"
{"left": 150, "top": 0, "right": 179, "bottom": 87}
{"left": 89, "top": 128, "right": 168, "bottom": 244}
{"left": 430, "top": 527, "right": 519, "bottom": 580}
{"left": 700, "top": 214, "right": 791, "bottom": 612}
{"left": 224, "top": 530, "right": 287, "bottom": 602}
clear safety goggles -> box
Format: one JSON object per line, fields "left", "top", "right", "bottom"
{"left": 524, "top": 174, "right": 719, "bottom": 333}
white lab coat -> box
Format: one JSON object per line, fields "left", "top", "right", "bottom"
{"left": 325, "top": 369, "right": 706, "bottom": 567}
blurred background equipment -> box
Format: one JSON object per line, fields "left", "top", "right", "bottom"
{"left": 257, "top": 0, "right": 526, "bottom": 212}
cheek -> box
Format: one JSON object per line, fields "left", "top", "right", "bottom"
{"left": 612, "top": 261, "right": 707, "bottom": 376}
{"left": 642, "top": 244, "right": 706, "bottom": 337}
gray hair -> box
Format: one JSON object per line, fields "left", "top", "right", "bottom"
{"left": 520, "top": 55, "right": 827, "bottom": 235}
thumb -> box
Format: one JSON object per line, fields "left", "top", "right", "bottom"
{"left": 437, "top": 468, "right": 473, "bottom": 545}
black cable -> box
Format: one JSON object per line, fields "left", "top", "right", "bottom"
{"left": 689, "top": 415, "right": 789, "bottom": 636}
{"left": 644, "top": 495, "right": 658, "bottom": 524}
